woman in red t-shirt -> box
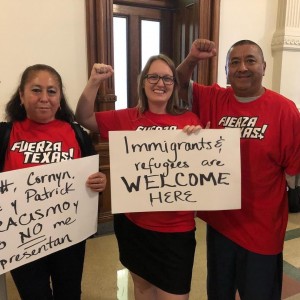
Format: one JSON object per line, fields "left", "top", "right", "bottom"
{"left": 76, "top": 54, "right": 203, "bottom": 300}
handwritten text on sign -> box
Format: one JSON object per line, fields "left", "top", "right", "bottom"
{"left": 109, "top": 129, "right": 241, "bottom": 213}
{"left": 0, "top": 155, "right": 99, "bottom": 274}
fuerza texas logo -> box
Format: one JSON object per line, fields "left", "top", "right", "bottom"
{"left": 10, "top": 141, "right": 74, "bottom": 164}
{"left": 218, "top": 116, "right": 268, "bottom": 139}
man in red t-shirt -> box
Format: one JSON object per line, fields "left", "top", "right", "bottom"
{"left": 177, "top": 39, "right": 300, "bottom": 300}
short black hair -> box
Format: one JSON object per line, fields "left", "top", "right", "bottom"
{"left": 226, "top": 40, "right": 265, "bottom": 63}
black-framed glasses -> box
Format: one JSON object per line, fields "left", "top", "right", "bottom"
{"left": 144, "top": 74, "right": 175, "bottom": 85}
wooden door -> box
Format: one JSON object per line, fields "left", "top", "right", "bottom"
{"left": 113, "top": 1, "right": 175, "bottom": 107}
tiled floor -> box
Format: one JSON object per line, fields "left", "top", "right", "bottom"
{"left": 4, "top": 214, "right": 300, "bottom": 299}
{"left": 282, "top": 213, "right": 300, "bottom": 299}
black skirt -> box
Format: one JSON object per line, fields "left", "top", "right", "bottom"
{"left": 113, "top": 214, "right": 196, "bottom": 295}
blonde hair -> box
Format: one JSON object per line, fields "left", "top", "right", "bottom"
{"left": 136, "top": 54, "right": 187, "bottom": 115}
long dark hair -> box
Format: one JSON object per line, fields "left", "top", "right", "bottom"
{"left": 5, "top": 64, "right": 74, "bottom": 122}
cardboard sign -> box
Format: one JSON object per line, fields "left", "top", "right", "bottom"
{"left": 0, "top": 155, "right": 99, "bottom": 274}
{"left": 109, "top": 129, "right": 241, "bottom": 213}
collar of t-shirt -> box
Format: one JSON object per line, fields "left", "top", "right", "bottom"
{"left": 234, "top": 95, "right": 260, "bottom": 103}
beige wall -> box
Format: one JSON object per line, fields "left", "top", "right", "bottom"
{"left": 0, "top": 0, "right": 298, "bottom": 122}
{"left": 0, "top": 0, "right": 87, "bottom": 121}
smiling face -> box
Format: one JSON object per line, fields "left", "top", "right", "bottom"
{"left": 19, "top": 70, "right": 61, "bottom": 123}
{"left": 143, "top": 59, "right": 175, "bottom": 113}
{"left": 226, "top": 44, "right": 266, "bottom": 97}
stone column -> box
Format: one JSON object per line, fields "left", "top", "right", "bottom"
{"left": 271, "top": 0, "right": 300, "bottom": 107}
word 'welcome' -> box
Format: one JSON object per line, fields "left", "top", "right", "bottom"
{"left": 109, "top": 130, "right": 241, "bottom": 213}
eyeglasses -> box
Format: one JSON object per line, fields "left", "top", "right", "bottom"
{"left": 144, "top": 74, "right": 175, "bottom": 85}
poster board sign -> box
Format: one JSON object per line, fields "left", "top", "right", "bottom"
{"left": 0, "top": 155, "right": 99, "bottom": 274}
{"left": 109, "top": 129, "right": 241, "bottom": 213}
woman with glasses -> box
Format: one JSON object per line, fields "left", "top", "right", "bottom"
{"left": 75, "top": 54, "right": 203, "bottom": 300}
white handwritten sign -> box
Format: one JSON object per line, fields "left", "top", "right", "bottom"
{"left": 0, "top": 155, "right": 99, "bottom": 274}
{"left": 109, "top": 129, "right": 241, "bottom": 213}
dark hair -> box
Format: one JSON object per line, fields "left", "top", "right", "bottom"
{"left": 136, "top": 54, "right": 187, "bottom": 115}
{"left": 226, "top": 40, "right": 265, "bottom": 63}
{"left": 5, "top": 64, "right": 74, "bottom": 122}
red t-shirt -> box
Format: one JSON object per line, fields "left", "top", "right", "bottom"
{"left": 193, "top": 83, "right": 300, "bottom": 254}
{"left": 95, "top": 107, "right": 202, "bottom": 232}
{"left": 4, "top": 118, "right": 81, "bottom": 172}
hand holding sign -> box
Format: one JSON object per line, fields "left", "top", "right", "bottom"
{"left": 109, "top": 129, "right": 241, "bottom": 213}
{"left": 0, "top": 155, "right": 99, "bottom": 274}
